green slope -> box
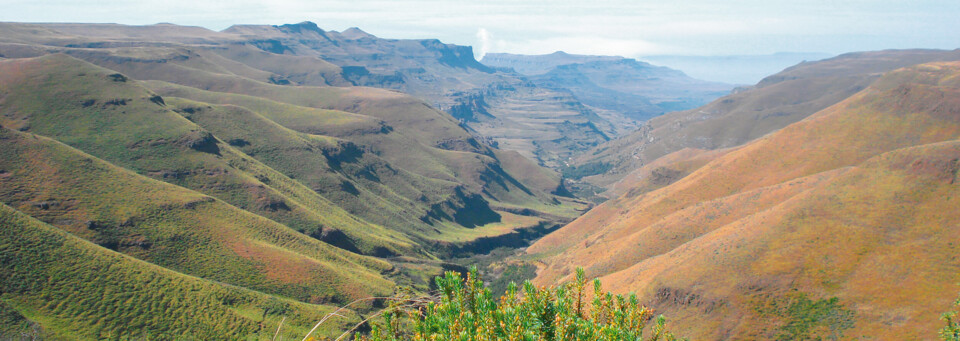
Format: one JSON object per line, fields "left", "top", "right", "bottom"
{"left": 0, "top": 203, "right": 356, "bottom": 340}
{"left": 0, "top": 123, "right": 393, "bottom": 305}
{"left": 139, "top": 78, "right": 580, "bottom": 234}
{"left": 39, "top": 44, "right": 577, "bottom": 238}
{"left": 161, "top": 95, "right": 489, "bottom": 241}
{"left": 0, "top": 54, "right": 418, "bottom": 258}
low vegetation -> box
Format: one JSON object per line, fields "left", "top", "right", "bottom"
{"left": 944, "top": 291, "right": 960, "bottom": 341}
{"left": 0, "top": 203, "right": 352, "bottom": 340}
{"left": 348, "top": 268, "right": 681, "bottom": 341}
{"left": 560, "top": 161, "right": 613, "bottom": 180}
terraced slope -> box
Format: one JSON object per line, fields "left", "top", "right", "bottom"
{"left": 576, "top": 49, "right": 960, "bottom": 191}
{"left": 0, "top": 203, "right": 355, "bottom": 340}
{"left": 529, "top": 61, "right": 960, "bottom": 339}
{"left": 467, "top": 85, "right": 612, "bottom": 169}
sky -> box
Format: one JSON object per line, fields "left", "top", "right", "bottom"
{"left": 3, "top": 0, "right": 959, "bottom": 59}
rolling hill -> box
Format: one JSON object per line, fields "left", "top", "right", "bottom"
{"left": 575, "top": 49, "right": 960, "bottom": 194}
{"left": 0, "top": 22, "right": 733, "bottom": 170}
{"left": 527, "top": 61, "right": 960, "bottom": 339}
{"left": 0, "top": 34, "right": 582, "bottom": 255}
{"left": 0, "top": 202, "right": 357, "bottom": 340}
{"left": 0, "top": 24, "right": 589, "bottom": 337}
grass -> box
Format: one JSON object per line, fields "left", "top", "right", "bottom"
{"left": 138, "top": 78, "right": 582, "bottom": 244}
{"left": 527, "top": 61, "right": 960, "bottom": 339}
{"left": 0, "top": 203, "right": 363, "bottom": 340}
{"left": 0, "top": 51, "right": 585, "bottom": 317}
{"left": 574, "top": 49, "right": 960, "bottom": 190}
{"left": 753, "top": 293, "right": 855, "bottom": 340}
{"left": 0, "top": 54, "right": 572, "bottom": 261}
{"left": 561, "top": 161, "right": 613, "bottom": 180}
{"left": 0, "top": 54, "right": 420, "bottom": 257}
{"left": 0, "top": 125, "right": 395, "bottom": 305}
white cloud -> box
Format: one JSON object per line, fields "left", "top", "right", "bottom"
{"left": 475, "top": 28, "right": 491, "bottom": 60}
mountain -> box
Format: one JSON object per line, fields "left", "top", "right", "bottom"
{"left": 481, "top": 51, "right": 624, "bottom": 75}
{"left": 641, "top": 52, "right": 835, "bottom": 84}
{"left": 0, "top": 24, "right": 583, "bottom": 252}
{"left": 575, "top": 49, "right": 960, "bottom": 194}
{"left": 222, "top": 21, "right": 497, "bottom": 104}
{"left": 483, "top": 52, "right": 733, "bottom": 123}
{"left": 0, "top": 23, "right": 592, "bottom": 337}
{"left": 527, "top": 60, "right": 960, "bottom": 339}
{"left": 0, "top": 22, "right": 627, "bottom": 170}
{"left": 0, "top": 55, "right": 396, "bottom": 303}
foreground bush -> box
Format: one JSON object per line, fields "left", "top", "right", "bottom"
{"left": 354, "top": 267, "right": 680, "bottom": 341}
{"left": 944, "top": 291, "right": 960, "bottom": 341}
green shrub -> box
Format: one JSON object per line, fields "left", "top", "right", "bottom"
{"left": 350, "top": 267, "right": 680, "bottom": 341}
{"left": 943, "top": 291, "right": 960, "bottom": 341}
{"left": 560, "top": 161, "right": 614, "bottom": 180}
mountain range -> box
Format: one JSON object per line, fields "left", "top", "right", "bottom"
{"left": 0, "top": 20, "right": 958, "bottom": 340}
{"left": 0, "top": 22, "right": 590, "bottom": 338}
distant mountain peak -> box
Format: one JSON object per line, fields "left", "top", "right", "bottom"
{"left": 276, "top": 21, "right": 325, "bottom": 35}
{"left": 340, "top": 27, "right": 375, "bottom": 40}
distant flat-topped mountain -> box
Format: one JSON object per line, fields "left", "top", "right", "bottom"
{"left": 481, "top": 51, "right": 624, "bottom": 75}
{"left": 483, "top": 51, "right": 733, "bottom": 123}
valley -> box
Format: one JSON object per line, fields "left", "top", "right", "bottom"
{"left": 0, "top": 19, "right": 958, "bottom": 341}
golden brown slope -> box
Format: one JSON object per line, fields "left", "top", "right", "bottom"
{"left": 529, "top": 61, "right": 960, "bottom": 339}
{"left": 577, "top": 49, "right": 960, "bottom": 193}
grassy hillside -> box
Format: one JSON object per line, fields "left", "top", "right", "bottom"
{"left": 0, "top": 54, "right": 418, "bottom": 257}
{"left": 0, "top": 203, "right": 357, "bottom": 340}
{"left": 16, "top": 44, "right": 571, "bottom": 218}
{"left": 0, "top": 44, "right": 581, "bottom": 282}
{"left": 142, "top": 80, "right": 582, "bottom": 238}
{"left": 0, "top": 125, "right": 394, "bottom": 304}
{"left": 576, "top": 49, "right": 960, "bottom": 192}
{"left": 528, "top": 61, "right": 960, "bottom": 339}
{"left": 0, "top": 22, "right": 715, "bottom": 171}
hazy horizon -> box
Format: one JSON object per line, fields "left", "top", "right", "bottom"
{"left": 3, "top": 0, "right": 958, "bottom": 60}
